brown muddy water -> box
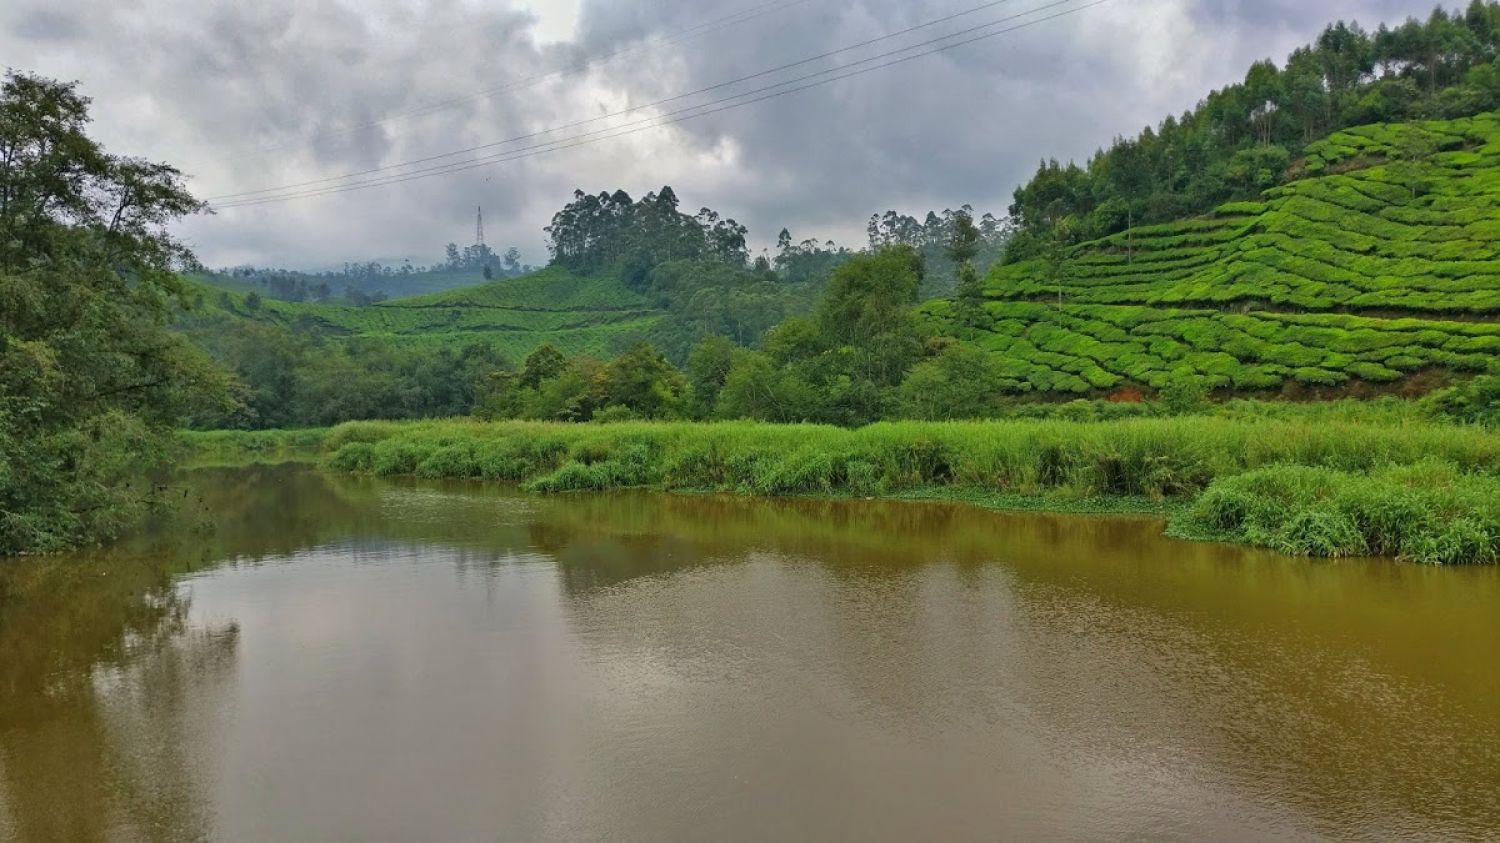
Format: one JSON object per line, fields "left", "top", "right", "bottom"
{"left": 1, "top": 464, "right": 1497, "bottom": 841}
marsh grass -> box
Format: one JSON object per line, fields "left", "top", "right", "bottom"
{"left": 1170, "top": 462, "right": 1500, "bottom": 564}
{"left": 309, "top": 416, "right": 1500, "bottom": 563}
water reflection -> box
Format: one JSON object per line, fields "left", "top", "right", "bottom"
{"left": 0, "top": 465, "right": 1496, "bottom": 840}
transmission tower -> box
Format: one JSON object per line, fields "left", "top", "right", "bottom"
{"left": 475, "top": 205, "right": 485, "bottom": 248}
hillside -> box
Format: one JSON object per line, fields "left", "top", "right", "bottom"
{"left": 924, "top": 114, "right": 1500, "bottom": 396}
{"left": 197, "top": 267, "right": 491, "bottom": 300}
{"left": 185, "top": 265, "right": 665, "bottom": 359}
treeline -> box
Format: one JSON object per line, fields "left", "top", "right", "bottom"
{"left": 862, "top": 207, "right": 1009, "bottom": 297}
{"left": 184, "top": 319, "right": 505, "bottom": 429}
{"left": 441, "top": 242, "right": 532, "bottom": 278}
{"left": 545, "top": 186, "right": 752, "bottom": 278}
{"left": 1007, "top": 0, "right": 1500, "bottom": 257}
{"left": 480, "top": 245, "right": 1018, "bottom": 425}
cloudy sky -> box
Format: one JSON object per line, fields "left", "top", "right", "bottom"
{"left": 2, "top": 0, "right": 1443, "bottom": 270}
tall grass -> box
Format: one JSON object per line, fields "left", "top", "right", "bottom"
{"left": 1172, "top": 462, "right": 1500, "bottom": 565}
{"left": 325, "top": 418, "right": 1500, "bottom": 488}
{"left": 177, "top": 428, "right": 329, "bottom": 463}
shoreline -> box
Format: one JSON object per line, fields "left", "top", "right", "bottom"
{"left": 179, "top": 418, "right": 1500, "bottom": 564}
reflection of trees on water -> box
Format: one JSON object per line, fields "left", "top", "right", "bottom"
{"left": 0, "top": 548, "right": 239, "bottom": 840}
{"left": 6, "top": 465, "right": 1496, "bottom": 838}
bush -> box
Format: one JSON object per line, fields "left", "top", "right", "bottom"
{"left": 1172, "top": 461, "right": 1500, "bottom": 564}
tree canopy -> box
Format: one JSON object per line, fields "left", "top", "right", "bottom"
{"left": 0, "top": 72, "right": 224, "bottom": 552}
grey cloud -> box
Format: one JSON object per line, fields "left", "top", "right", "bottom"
{"left": 0, "top": 0, "right": 1459, "bottom": 268}
{"left": 9, "top": 7, "right": 86, "bottom": 42}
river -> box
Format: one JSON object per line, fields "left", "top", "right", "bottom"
{"left": 1, "top": 464, "right": 1497, "bottom": 841}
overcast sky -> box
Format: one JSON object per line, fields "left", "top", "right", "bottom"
{"left": 2, "top": 0, "right": 1445, "bottom": 270}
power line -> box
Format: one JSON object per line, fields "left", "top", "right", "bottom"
{"left": 214, "top": 0, "right": 1112, "bottom": 208}
{"left": 216, "top": 0, "right": 1103, "bottom": 207}
{"left": 206, "top": 0, "right": 1034, "bottom": 201}
{"left": 224, "top": 0, "right": 818, "bottom": 163}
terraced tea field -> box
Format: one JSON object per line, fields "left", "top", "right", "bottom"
{"left": 188, "top": 266, "right": 665, "bottom": 358}
{"left": 927, "top": 114, "right": 1500, "bottom": 395}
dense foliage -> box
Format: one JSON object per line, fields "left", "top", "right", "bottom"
{"left": 0, "top": 73, "right": 224, "bottom": 552}
{"left": 473, "top": 247, "right": 942, "bottom": 425}
{"left": 863, "top": 206, "right": 1009, "bottom": 298}
{"left": 1007, "top": 1, "right": 1500, "bottom": 256}
{"left": 545, "top": 186, "right": 750, "bottom": 277}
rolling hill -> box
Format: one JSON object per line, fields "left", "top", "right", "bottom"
{"left": 923, "top": 114, "right": 1500, "bottom": 396}
{"left": 184, "top": 265, "right": 666, "bottom": 359}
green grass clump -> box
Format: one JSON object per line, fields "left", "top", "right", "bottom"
{"left": 313, "top": 416, "right": 1500, "bottom": 564}
{"left": 178, "top": 428, "right": 329, "bottom": 461}
{"left": 1172, "top": 461, "right": 1500, "bottom": 564}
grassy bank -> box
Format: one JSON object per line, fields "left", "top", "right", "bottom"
{"left": 177, "top": 428, "right": 329, "bottom": 468}
{"left": 292, "top": 416, "right": 1500, "bottom": 564}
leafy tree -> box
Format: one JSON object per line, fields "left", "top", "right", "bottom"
{"left": 0, "top": 72, "right": 226, "bottom": 552}
{"left": 716, "top": 351, "right": 819, "bottom": 422}
{"left": 686, "top": 335, "right": 736, "bottom": 418}
{"left": 896, "top": 343, "right": 1007, "bottom": 420}
{"left": 520, "top": 344, "right": 568, "bottom": 388}
{"left": 601, "top": 343, "right": 687, "bottom": 419}
{"left": 543, "top": 186, "right": 748, "bottom": 275}
{"left": 946, "top": 210, "right": 986, "bottom": 329}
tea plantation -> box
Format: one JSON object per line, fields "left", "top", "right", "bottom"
{"left": 925, "top": 114, "right": 1500, "bottom": 395}
{"left": 186, "top": 265, "right": 665, "bottom": 359}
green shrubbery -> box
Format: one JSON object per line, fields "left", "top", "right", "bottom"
{"left": 1173, "top": 462, "right": 1500, "bottom": 564}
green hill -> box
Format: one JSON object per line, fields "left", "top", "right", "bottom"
{"left": 924, "top": 114, "right": 1500, "bottom": 396}
{"left": 186, "top": 265, "right": 665, "bottom": 359}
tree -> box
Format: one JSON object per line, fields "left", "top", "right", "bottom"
{"left": 520, "top": 344, "right": 568, "bottom": 389}
{"left": 896, "top": 344, "right": 1007, "bottom": 420}
{"left": 1043, "top": 217, "right": 1073, "bottom": 306}
{"left": 946, "top": 210, "right": 985, "bottom": 329}
{"left": 601, "top": 343, "right": 687, "bottom": 419}
{"left": 0, "top": 72, "right": 226, "bottom": 552}
{"left": 687, "top": 335, "right": 736, "bottom": 418}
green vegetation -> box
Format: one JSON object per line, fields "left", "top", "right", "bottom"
{"left": 1006, "top": 2, "right": 1500, "bottom": 256}
{"left": 926, "top": 113, "right": 1500, "bottom": 395}
{"left": 0, "top": 73, "right": 228, "bottom": 553}
{"left": 11, "top": 5, "right": 1500, "bottom": 559}
{"left": 306, "top": 414, "right": 1500, "bottom": 563}
{"left": 204, "top": 239, "right": 536, "bottom": 304}
{"left": 1173, "top": 462, "right": 1500, "bottom": 564}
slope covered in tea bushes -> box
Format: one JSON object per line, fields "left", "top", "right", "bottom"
{"left": 925, "top": 115, "right": 1500, "bottom": 395}
{"left": 183, "top": 265, "right": 666, "bottom": 359}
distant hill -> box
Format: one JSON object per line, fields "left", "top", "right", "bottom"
{"left": 196, "top": 265, "right": 516, "bottom": 304}
{"left": 923, "top": 114, "right": 1500, "bottom": 396}
{"left": 184, "top": 265, "right": 665, "bottom": 359}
